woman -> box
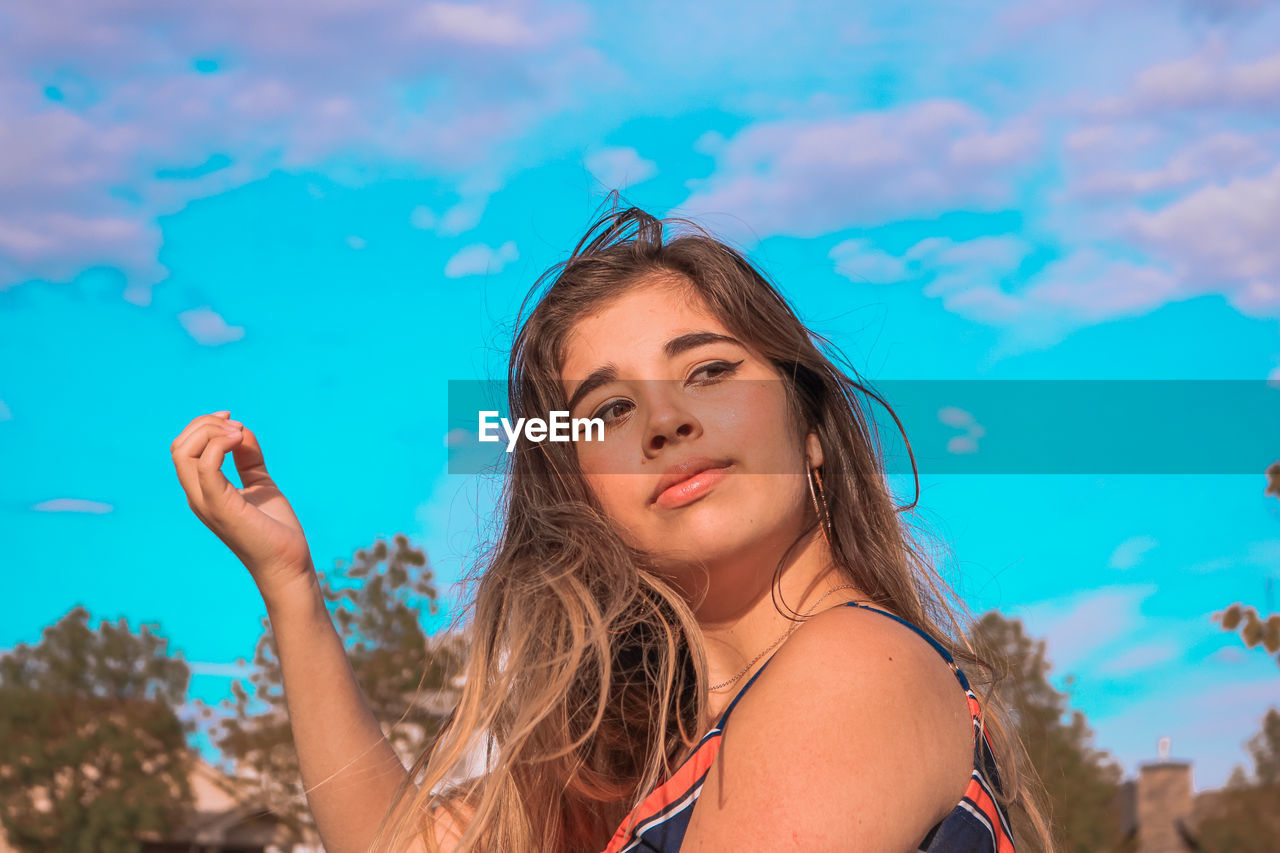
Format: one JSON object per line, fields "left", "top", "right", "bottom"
{"left": 171, "top": 199, "right": 1054, "bottom": 852}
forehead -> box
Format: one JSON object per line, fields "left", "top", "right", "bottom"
{"left": 560, "top": 279, "right": 728, "bottom": 380}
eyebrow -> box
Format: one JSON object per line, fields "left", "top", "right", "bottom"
{"left": 565, "top": 332, "right": 743, "bottom": 412}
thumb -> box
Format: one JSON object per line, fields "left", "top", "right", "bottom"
{"left": 228, "top": 425, "right": 274, "bottom": 489}
{"left": 195, "top": 428, "right": 246, "bottom": 508}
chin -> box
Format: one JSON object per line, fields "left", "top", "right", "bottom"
{"left": 646, "top": 502, "right": 765, "bottom": 572}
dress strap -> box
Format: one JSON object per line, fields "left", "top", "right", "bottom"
{"left": 713, "top": 600, "right": 972, "bottom": 730}
{"left": 840, "top": 601, "right": 972, "bottom": 689}
{"left": 839, "top": 602, "right": 1000, "bottom": 787}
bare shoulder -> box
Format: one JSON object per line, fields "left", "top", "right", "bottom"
{"left": 681, "top": 604, "right": 975, "bottom": 852}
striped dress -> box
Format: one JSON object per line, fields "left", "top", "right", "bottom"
{"left": 599, "top": 601, "right": 1016, "bottom": 853}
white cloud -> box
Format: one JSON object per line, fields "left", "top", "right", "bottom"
{"left": 440, "top": 197, "right": 489, "bottom": 237}
{"left": 686, "top": 36, "right": 1280, "bottom": 349}
{"left": 1092, "top": 41, "right": 1280, "bottom": 117}
{"left": 584, "top": 146, "right": 658, "bottom": 190}
{"left": 178, "top": 307, "right": 246, "bottom": 346}
{"left": 948, "top": 119, "right": 1042, "bottom": 167}
{"left": 678, "top": 99, "right": 1043, "bottom": 242}
{"left": 1180, "top": 0, "right": 1269, "bottom": 22}
{"left": 1010, "top": 584, "right": 1156, "bottom": 677}
{"left": 926, "top": 235, "right": 1032, "bottom": 269}
{"left": 842, "top": 233, "right": 1179, "bottom": 346}
{"left": 409, "top": 3, "right": 541, "bottom": 48}
{"left": 1019, "top": 44, "right": 1280, "bottom": 344}
{"left": 1210, "top": 645, "right": 1248, "bottom": 664}
{"left": 444, "top": 240, "right": 519, "bottom": 278}
{"left": 692, "top": 130, "right": 728, "bottom": 156}
{"left": 937, "top": 242, "right": 1181, "bottom": 349}
{"left": 938, "top": 406, "right": 978, "bottom": 429}
{"left": 1095, "top": 640, "right": 1178, "bottom": 676}
{"left": 937, "top": 405, "right": 985, "bottom": 456}
{"left": 1123, "top": 163, "right": 1280, "bottom": 317}
{"left": 1064, "top": 123, "right": 1163, "bottom": 158}
{"left": 1109, "top": 535, "right": 1158, "bottom": 569}
{"left": 444, "top": 427, "right": 473, "bottom": 448}
{"left": 0, "top": 0, "right": 600, "bottom": 290}
{"left": 1006, "top": 251, "right": 1182, "bottom": 336}
{"left": 1047, "top": 42, "right": 1280, "bottom": 336}
{"left": 437, "top": 173, "right": 504, "bottom": 237}
{"left": 830, "top": 226, "right": 1212, "bottom": 356}
{"left": 829, "top": 238, "right": 908, "bottom": 284}
{"left": 1068, "top": 131, "right": 1274, "bottom": 201}
{"left": 32, "top": 498, "right": 113, "bottom": 513}
{"left": 1186, "top": 539, "right": 1280, "bottom": 573}
{"left": 907, "top": 235, "right": 1032, "bottom": 304}
{"left": 410, "top": 205, "right": 438, "bottom": 230}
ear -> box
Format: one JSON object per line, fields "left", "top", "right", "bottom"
{"left": 805, "top": 431, "right": 824, "bottom": 469}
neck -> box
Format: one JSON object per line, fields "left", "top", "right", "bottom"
{"left": 685, "top": 528, "right": 865, "bottom": 723}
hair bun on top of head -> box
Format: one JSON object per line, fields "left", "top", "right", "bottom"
{"left": 566, "top": 191, "right": 735, "bottom": 265}
{"left": 570, "top": 199, "right": 659, "bottom": 260}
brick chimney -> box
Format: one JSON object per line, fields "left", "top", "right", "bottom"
{"left": 1136, "top": 738, "right": 1194, "bottom": 853}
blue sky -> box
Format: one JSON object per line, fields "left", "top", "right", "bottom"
{"left": 3, "top": 0, "right": 1279, "bottom": 792}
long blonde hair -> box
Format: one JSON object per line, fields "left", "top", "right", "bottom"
{"left": 367, "top": 196, "right": 1056, "bottom": 852}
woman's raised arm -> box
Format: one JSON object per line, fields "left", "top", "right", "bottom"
{"left": 265, "top": 578, "right": 423, "bottom": 852}
{"left": 169, "top": 411, "right": 424, "bottom": 853}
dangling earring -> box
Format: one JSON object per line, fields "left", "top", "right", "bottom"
{"left": 805, "top": 453, "right": 834, "bottom": 548}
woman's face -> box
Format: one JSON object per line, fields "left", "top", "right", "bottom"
{"left": 558, "top": 277, "right": 823, "bottom": 587}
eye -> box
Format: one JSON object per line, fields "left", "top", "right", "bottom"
{"left": 687, "top": 359, "right": 744, "bottom": 385}
{"left": 591, "top": 398, "right": 634, "bottom": 426}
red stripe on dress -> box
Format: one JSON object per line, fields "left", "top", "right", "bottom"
{"left": 599, "top": 734, "right": 725, "bottom": 853}
{"left": 963, "top": 774, "right": 1016, "bottom": 853}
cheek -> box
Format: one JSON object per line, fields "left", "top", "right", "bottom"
{"left": 584, "top": 472, "right": 645, "bottom": 532}
{"left": 718, "top": 381, "right": 803, "bottom": 469}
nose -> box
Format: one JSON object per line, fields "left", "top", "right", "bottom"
{"left": 645, "top": 383, "right": 701, "bottom": 453}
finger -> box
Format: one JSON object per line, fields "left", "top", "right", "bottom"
{"left": 169, "top": 411, "right": 239, "bottom": 455}
{"left": 173, "top": 421, "right": 244, "bottom": 512}
{"left": 195, "top": 425, "right": 247, "bottom": 511}
{"left": 225, "top": 425, "right": 273, "bottom": 489}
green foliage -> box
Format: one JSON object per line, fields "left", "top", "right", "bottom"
{"left": 201, "top": 533, "right": 467, "bottom": 845}
{"left": 1196, "top": 707, "right": 1280, "bottom": 852}
{"left": 1247, "top": 706, "right": 1280, "bottom": 786}
{"left": 0, "top": 606, "right": 195, "bottom": 853}
{"left": 1216, "top": 462, "right": 1280, "bottom": 665}
{"left": 1213, "top": 603, "right": 1280, "bottom": 662}
{"left": 969, "top": 611, "right": 1127, "bottom": 853}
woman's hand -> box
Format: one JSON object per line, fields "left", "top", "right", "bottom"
{"left": 170, "top": 410, "right": 315, "bottom": 602}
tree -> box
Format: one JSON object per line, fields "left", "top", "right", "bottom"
{"left": 1195, "top": 706, "right": 1280, "bottom": 852}
{"left": 969, "top": 611, "right": 1127, "bottom": 853}
{"left": 0, "top": 606, "right": 195, "bottom": 853}
{"left": 1246, "top": 705, "right": 1280, "bottom": 786}
{"left": 1212, "top": 603, "right": 1279, "bottom": 663}
{"left": 200, "top": 533, "right": 468, "bottom": 846}
{"left": 1212, "top": 461, "right": 1280, "bottom": 665}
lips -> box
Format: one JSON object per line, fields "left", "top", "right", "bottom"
{"left": 650, "top": 456, "right": 733, "bottom": 508}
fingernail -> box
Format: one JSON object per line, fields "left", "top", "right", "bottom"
{"left": 214, "top": 410, "right": 230, "bottom": 417}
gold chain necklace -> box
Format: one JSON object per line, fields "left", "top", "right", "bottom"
{"left": 708, "top": 585, "right": 859, "bottom": 692}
